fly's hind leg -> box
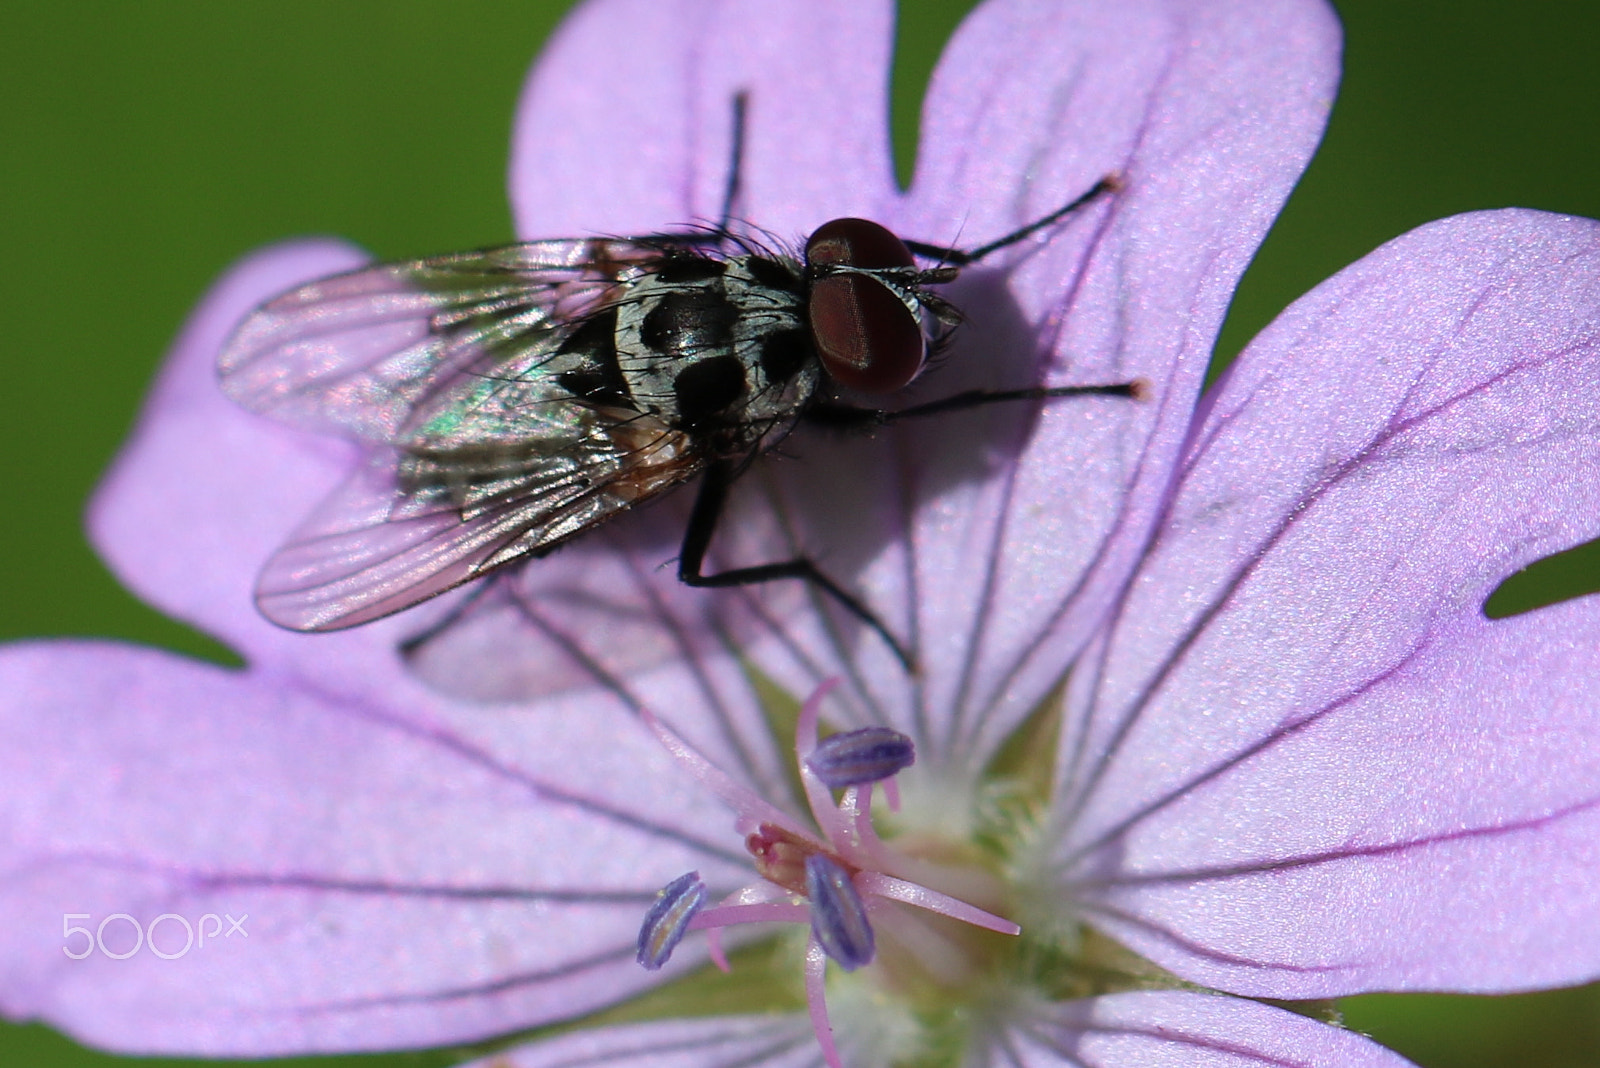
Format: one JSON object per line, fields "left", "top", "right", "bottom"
{"left": 677, "top": 459, "right": 914, "bottom": 670}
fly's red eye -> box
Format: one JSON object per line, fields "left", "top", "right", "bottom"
{"left": 808, "top": 274, "right": 925, "bottom": 393}
{"left": 805, "top": 217, "right": 916, "bottom": 270}
{"left": 805, "top": 218, "right": 925, "bottom": 394}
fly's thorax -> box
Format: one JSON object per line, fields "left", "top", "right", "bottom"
{"left": 605, "top": 253, "right": 819, "bottom": 452}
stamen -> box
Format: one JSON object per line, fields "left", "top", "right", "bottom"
{"left": 640, "top": 707, "right": 823, "bottom": 846}
{"left": 691, "top": 882, "right": 809, "bottom": 971}
{"left": 804, "top": 854, "right": 875, "bottom": 971}
{"left": 854, "top": 871, "right": 1019, "bottom": 935}
{"left": 795, "top": 681, "right": 871, "bottom": 863}
{"left": 636, "top": 871, "right": 707, "bottom": 970}
{"left": 805, "top": 938, "right": 844, "bottom": 1068}
{"left": 838, "top": 783, "right": 893, "bottom": 869}
{"left": 805, "top": 726, "right": 915, "bottom": 787}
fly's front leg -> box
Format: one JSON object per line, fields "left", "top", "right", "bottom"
{"left": 678, "top": 460, "right": 913, "bottom": 670}
{"left": 903, "top": 174, "right": 1122, "bottom": 267}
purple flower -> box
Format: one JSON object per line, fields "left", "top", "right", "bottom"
{"left": 5, "top": 1, "right": 1600, "bottom": 1066}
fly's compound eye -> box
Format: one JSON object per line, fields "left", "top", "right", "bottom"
{"left": 805, "top": 218, "right": 927, "bottom": 394}
{"left": 806, "top": 217, "right": 916, "bottom": 271}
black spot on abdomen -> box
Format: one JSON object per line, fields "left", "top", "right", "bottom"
{"left": 641, "top": 290, "right": 739, "bottom": 359}
{"left": 673, "top": 354, "right": 747, "bottom": 429}
{"left": 758, "top": 327, "right": 813, "bottom": 384}
{"left": 556, "top": 306, "right": 630, "bottom": 407}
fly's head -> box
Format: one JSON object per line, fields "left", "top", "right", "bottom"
{"left": 802, "top": 218, "right": 963, "bottom": 396}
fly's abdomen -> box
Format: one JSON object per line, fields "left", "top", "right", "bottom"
{"left": 613, "top": 255, "right": 818, "bottom": 453}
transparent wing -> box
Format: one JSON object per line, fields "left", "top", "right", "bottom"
{"left": 255, "top": 407, "right": 702, "bottom": 631}
{"left": 218, "top": 238, "right": 679, "bottom": 442}
{"left": 219, "top": 237, "right": 714, "bottom": 630}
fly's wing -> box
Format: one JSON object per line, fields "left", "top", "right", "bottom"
{"left": 219, "top": 238, "right": 673, "bottom": 441}
{"left": 217, "top": 238, "right": 708, "bottom": 631}
{"left": 255, "top": 408, "right": 701, "bottom": 631}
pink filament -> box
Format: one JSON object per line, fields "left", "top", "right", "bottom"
{"left": 640, "top": 707, "right": 824, "bottom": 849}
{"left": 854, "top": 871, "right": 1020, "bottom": 935}
{"left": 805, "top": 937, "right": 843, "bottom": 1068}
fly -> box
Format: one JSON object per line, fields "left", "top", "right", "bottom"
{"left": 218, "top": 95, "right": 1141, "bottom": 668}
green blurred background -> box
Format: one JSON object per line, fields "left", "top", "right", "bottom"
{"left": 3, "top": 1, "right": 1599, "bottom": 1065}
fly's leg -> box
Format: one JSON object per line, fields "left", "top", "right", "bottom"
{"left": 767, "top": 380, "right": 1142, "bottom": 672}
{"left": 678, "top": 459, "right": 914, "bottom": 670}
{"left": 804, "top": 379, "right": 1146, "bottom": 430}
{"left": 811, "top": 163, "right": 1137, "bottom": 435}
{"left": 712, "top": 91, "right": 747, "bottom": 235}
{"left": 903, "top": 174, "right": 1121, "bottom": 268}
{"left": 647, "top": 91, "right": 750, "bottom": 250}
{"left": 397, "top": 573, "right": 500, "bottom": 659}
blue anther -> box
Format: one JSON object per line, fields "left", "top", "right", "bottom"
{"left": 804, "top": 854, "right": 875, "bottom": 970}
{"left": 637, "top": 871, "right": 707, "bottom": 970}
{"left": 805, "top": 727, "right": 915, "bottom": 788}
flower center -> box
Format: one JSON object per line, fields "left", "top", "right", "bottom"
{"left": 634, "top": 681, "right": 1023, "bottom": 1068}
